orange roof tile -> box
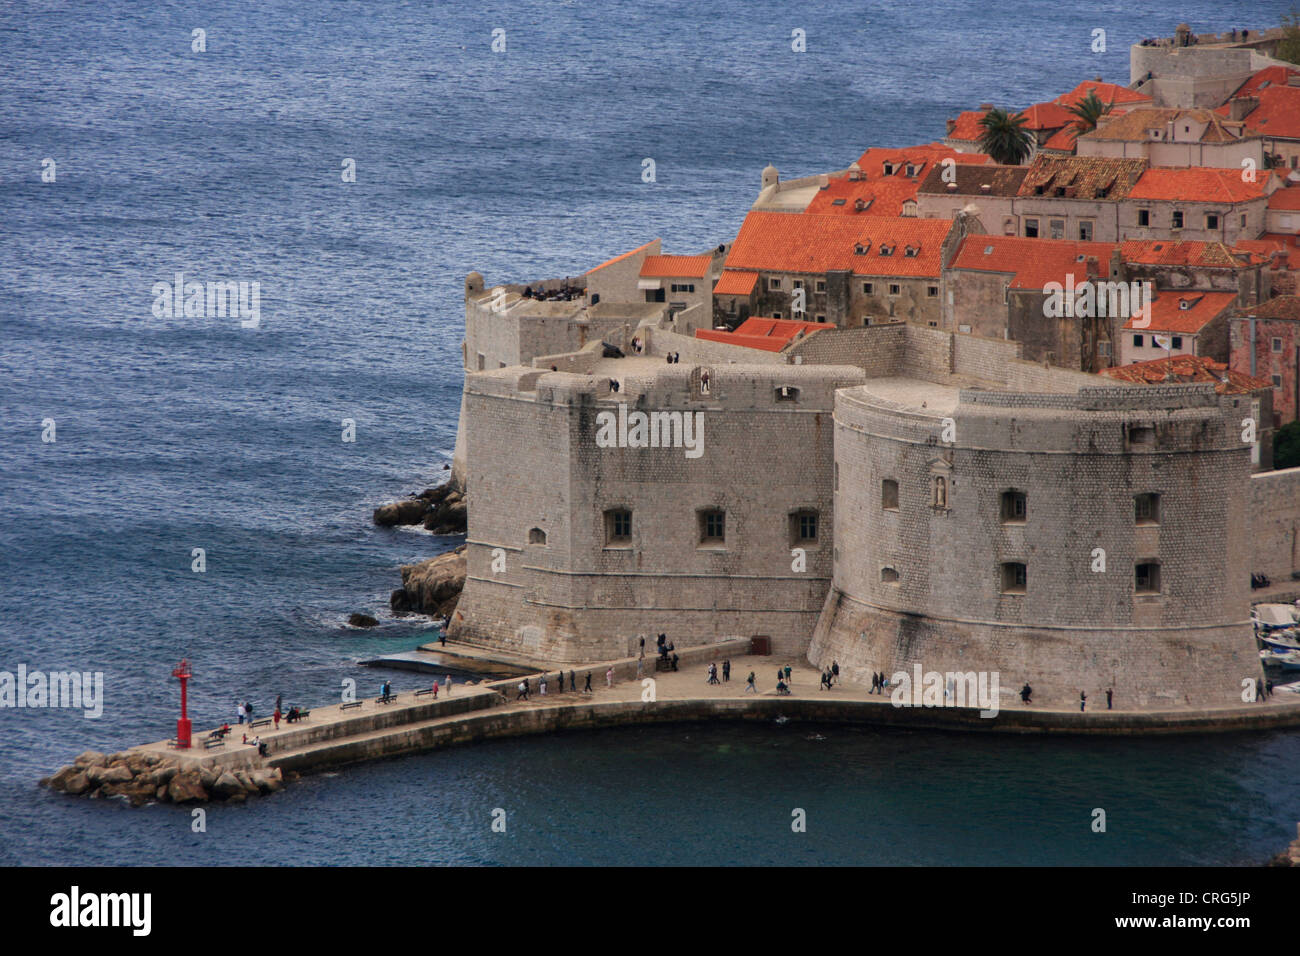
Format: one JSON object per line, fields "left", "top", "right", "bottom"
{"left": 1040, "top": 126, "right": 1079, "bottom": 153}
{"left": 1086, "top": 108, "right": 1246, "bottom": 143}
{"left": 712, "top": 270, "right": 759, "bottom": 296}
{"left": 1054, "top": 81, "right": 1152, "bottom": 109}
{"left": 1120, "top": 239, "right": 1265, "bottom": 268}
{"left": 949, "top": 235, "right": 1119, "bottom": 290}
{"left": 1270, "top": 186, "right": 1300, "bottom": 211}
{"left": 1020, "top": 100, "right": 1075, "bottom": 131}
{"left": 1120, "top": 290, "right": 1236, "bottom": 332}
{"left": 1219, "top": 84, "right": 1300, "bottom": 141}
{"left": 804, "top": 173, "right": 924, "bottom": 217}
{"left": 946, "top": 109, "right": 990, "bottom": 143}
{"left": 1018, "top": 155, "right": 1147, "bottom": 199}
{"left": 695, "top": 318, "right": 826, "bottom": 351}
{"left": 1128, "top": 166, "right": 1269, "bottom": 203}
{"left": 639, "top": 254, "right": 712, "bottom": 279}
{"left": 854, "top": 143, "right": 990, "bottom": 173}
{"left": 1230, "top": 66, "right": 1300, "bottom": 99}
{"left": 1099, "top": 354, "right": 1269, "bottom": 394}
{"left": 1240, "top": 295, "right": 1300, "bottom": 320}
{"left": 586, "top": 239, "right": 657, "bottom": 274}
{"left": 725, "top": 212, "right": 952, "bottom": 278}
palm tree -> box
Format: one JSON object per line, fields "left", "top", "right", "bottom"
{"left": 978, "top": 108, "right": 1035, "bottom": 165}
{"left": 1064, "top": 91, "right": 1112, "bottom": 142}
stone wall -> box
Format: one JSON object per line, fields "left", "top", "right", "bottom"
{"left": 1250, "top": 467, "right": 1300, "bottom": 584}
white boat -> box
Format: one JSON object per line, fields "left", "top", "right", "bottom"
{"left": 1253, "top": 603, "right": 1299, "bottom": 631}
{"left": 1262, "top": 632, "right": 1300, "bottom": 652}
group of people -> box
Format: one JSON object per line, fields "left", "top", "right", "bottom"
{"left": 520, "top": 282, "right": 581, "bottom": 302}
{"left": 664, "top": 352, "right": 681, "bottom": 364}
{"left": 656, "top": 633, "right": 679, "bottom": 671}
{"left": 867, "top": 671, "right": 889, "bottom": 694}
{"left": 515, "top": 669, "right": 597, "bottom": 700}
{"left": 1016, "top": 683, "right": 1114, "bottom": 711}
{"left": 706, "top": 660, "right": 731, "bottom": 685}
{"left": 819, "top": 660, "right": 840, "bottom": 690}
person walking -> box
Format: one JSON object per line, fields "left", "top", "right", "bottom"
{"left": 540, "top": 674, "right": 548, "bottom": 696}
{"left": 784, "top": 665, "right": 792, "bottom": 686}
{"left": 273, "top": 703, "right": 281, "bottom": 731}
{"left": 606, "top": 666, "right": 615, "bottom": 688}
{"left": 516, "top": 680, "right": 529, "bottom": 701}
{"left": 639, "top": 635, "right": 645, "bottom": 658}
{"left": 831, "top": 660, "right": 840, "bottom": 685}
{"left": 1080, "top": 691, "right": 1087, "bottom": 712}
{"left": 584, "top": 672, "right": 592, "bottom": 694}
{"left": 745, "top": 671, "right": 756, "bottom": 693}
{"left": 1106, "top": 688, "right": 1113, "bottom": 710}
{"left": 1020, "top": 683, "right": 1032, "bottom": 704}
{"left": 569, "top": 670, "right": 576, "bottom": 692}
{"left": 722, "top": 659, "right": 730, "bottom": 682}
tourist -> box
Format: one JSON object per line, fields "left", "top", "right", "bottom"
{"left": 273, "top": 704, "right": 281, "bottom": 731}
{"left": 275, "top": 694, "right": 282, "bottom": 715}
{"left": 639, "top": 635, "right": 645, "bottom": 658}
{"left": 236, "top": 701, "right": 245, "bottom": 724}
{"left": 569, "top": 670, "right": 576, "bottom": 692}
{"left": 745, "top": 671, "right": 756, "bottom": 693}
{"left": 540, "top": 674, "right": 548, "bottom": 695}
{"left": 722, "top": 659, "right": 730, "bottom": 682}
{"left": 636, "top": 658, "right": 643, "bottom": 679}
{"left": 517, "top": 680, "right": 529, "bottom": 700}
{"left": 1106, "top": 688, "right": 1113, "bottom": 710}
{"left": 584, "top": 672, "right": 592, "bottom": 693}
{"left": 606, "top": 666, "right": 615, "bottom": 687}
{"left": 831, "top": 660, "right": 839, "bottom": 684}
{"left": 1020, "top": 683, "right": 1032, "bottom": 705}
{"left": 258, "top": 740, "right": 269, "bottom": 758}
{"left": 440, "top": 629, "right": 446, "bottom": 647}
{"left": 666, "top": 639, "right": 674, "bottom": 654}
{"left": 556, "top": 672, "right": 564, "bottom": 693}
{"left": 784, "top": 665, "right": 792, "bottom": 685}
{"left": 777, "top": 678, "right": 789, "bottom": 696}
{"left": 820, "top": 670, "right": 830, "bottom": 690}
{"left": 445, "top": 676, "right": 453, "bottom": 695}
{"left": 871, "top": 671, "right": 880, "bottom": 694}
{"left": 432, "top": 680, "right": 439, "bottom": 699}
{"left": 1080, "top": 691, "right": 1087, "bottom": 712}
{"left": 245, "top": 701, "right": 254, "bottom": 724}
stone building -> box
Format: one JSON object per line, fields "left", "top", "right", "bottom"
{"left": 1230, "top": 295, "right": 1300, "bottom": 425}
{"left": 1076, "top": 107, "right": 1263, "bottom": 169}
{"left": 1117, "top": 290, "right": 1236, "bottom": 365}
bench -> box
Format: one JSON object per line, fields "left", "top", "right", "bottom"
{"left": 340, "top": 700, "right": 364, "bottom": 711}
{"left": 414, "top": 688, "right": 436, "bottom": 698}
{"left": 203, "top": 736, "right": 226, "bottom": 750}
{"left": 250, "top": 718, "right": 272, "bottom": 729}
{"left": 375, "top": 693, "right": 398, "bottom": 705}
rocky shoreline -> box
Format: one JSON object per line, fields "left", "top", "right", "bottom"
{"left": 40, "top": 750, "right": 291, "bottom": 807}
{"left": 373, "top": 480, "right": 467, "bottom": 535}
{"left": 372, "top": 479, "right": 468, "bottom": 621}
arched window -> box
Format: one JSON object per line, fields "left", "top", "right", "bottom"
{"left": 528, "top": 528, "right": 547, "bottom": 545}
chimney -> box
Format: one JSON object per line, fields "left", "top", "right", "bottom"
{"left": 1274, "top": 248, "right": 1290, "bottom": 271}
{"left": 854, "top": 198, "right": 867, "bottom": 211}
{"left": 1230, "top": 96, "right": 1259, "bottom": 120}
{"left": 818, "top": 173, "right": 829, "bottom": 189}
{"left": 946, "top": 118, "right": 956, "bottom": 135}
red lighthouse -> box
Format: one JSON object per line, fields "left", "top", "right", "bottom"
{"left": 172, "top": 658, "right": 193, "bottom": 749}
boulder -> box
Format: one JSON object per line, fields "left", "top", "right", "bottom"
{"left": 373, "top": 499, "right": 428, "bottom": 527}
{"left": 198, "top": 766, "right": 219, "bottom": 789}
{"left": 211, "top": 772, "right": 245, "bottom": 799}
{"left": 74, "top": 750, "right": 106, "bottom": 768}
{"left": 422, "top": 497, "right": 467, "bottom": 534}
{"left": 46, "top": 765, "right": 80, "bottom": 791}
{"left": 250, "top": 770, "right": 281, "bottom": 794}
{"left": 87, "top": 763, "right": 133, "bottom": 786}
{"left": 143, "top": 753, "right": 162, "bottom": 767}
{"left": 418, "top": 484, "right": 454, "bottom": 505}
{"left": 151, "top": 765, "right": 179, "bottom": 786}
{"left": 65, "top": 772, "right": 92, "bottom": 796}
{"left": 348, "top": 612, "right": 380, "bottom": 628}
{"left": 397, "top": 546, "right": 467, "bottom": 615}
{"left": 234, "top": 771, "right": 259, "bottom": 793}
{"left": 167, "top": 771, "right": 207, "bottom": 804}
{"left": 390, "top": 589, "right": 412, "bottom": 614}
{"left": 155, "top": 785, "right": 170, "bottom": 801}
{"left": 125, "top": 753, "right": 152, "bottom": 774}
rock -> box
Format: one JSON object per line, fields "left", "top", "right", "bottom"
{"left": 234, "top": 771, "right": 259, "bottom": 793}
{"left": 46, "top": 765, "right": 80, "bottom": 791}
{"left": 151, "top": 765, "right": 179, "bottom": 786}
{"left": 373, "top": 499, "right": 428, "bottom": 527}
{"left": 211, "top": 772, "right": 245, "bottom": 799}
{"left": 143, "top": 753, "right": 162, "bottom": 766}
{"left": 225, "top": 790, "right": 247, "bottom": 803}
{"left": 125, "top": 753, "right": 152, "bottom": 774}
{"left": 390, "top": 589, "right": 412, "bottom": 614}
{"left": 418, "top": 484, "right": 454, "bottom": 504}
{"left": 167, "top": 771, "right": 207, "bottom": 804}
{"left": 65, "top": 772, "right": 92, "bottom": 796}
{"left": 250, "top": 770, "right": 282, "bottom": 794}
{"left": 348, "top": 612, "right": 380, "bottom": 628}
{"left": 397, "top": 546, "right": 467, "bottom": 615}
{"left": 422, "top": 497, "right": 467, "bottom": 534}
{"left": 74, "top": 750, "right": 106, "bottom": 768}
{"left": 87, "top": 763, "right": 133, "bottom": 786}
{"left": 198, "top": 767, "right": 219, "bottom": 789}
{"left": 155, "top": 785, "right": 170, "bottom": 801}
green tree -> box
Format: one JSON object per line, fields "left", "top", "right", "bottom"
{"left": 1278, "top": 6, "right": 1300, "bottom": 66}
{"left": 1065, "top": 91, "right": 1112, "bottom": 142}
{"left": 978, "top": 108, "right": 1035, "bottom": 165}
{"left": 1275, "top": 420, "right": 1300, "bottom": 470}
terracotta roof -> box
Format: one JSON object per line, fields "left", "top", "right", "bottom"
{"left": 1054, "top": 81, "right": 1152, "bottom": 109}
{"left": 1018, "top": 155, "right": 1147, "bottom": 200}
{"left": 1120, "top": 239, "right": 1265, "bottom": 268}
{"left": 805, "top": 173, "right": 925, "bottom": 217}
{"left": 1230, "top": 66, "right": 1300, "bottom": 99}
{"left": 586, "top": 239, "right": 657, "bottom": 274}
{"left": 725, "top": 212, "right": 952, "bottom": 278}
{"left": 916, "top": 163, "right": 1028, "bottom": 197}
{"left": 1020, "top": 100, "right": 1075, "bottom": 131}
{"left": 1219, "top": 85, "right": 1300, "bottom": 141}
{"left": 712, "top": 270, "right": 759, "bottom": 296}
{"left": 948, "top": 235, "right": 1118, "bottom": 290}
{"left": 1120, "top": 290, "right": 1236, "bottom": 332}
{"left": 639, "top": 254, "right": 712, "bottom": 279}
{"left": 694, "top": 318, "right": 827, "bottom": 352}
{"left": 1040, "top": 126, "right": 1079, "bottom": 153}
{"left": 1099, "top": 354, "right": 1270, "bottom": 394}
{"left": 853, "top": 143, "right": 990, "bottom": 174}
{"left": 946, "top": 110, "right": 990, "bottom": 143}
{"left": 1270, "top": 186, "right": 1300, "bottom": 211}
{"left": 1129, "top": 166, "right": 1270, "bottom": 203}
{"left": 1084, "top": 108, "right": 1246, "bottom": 143}
{"left": 1240, "top": 295, "right": 1300, "bottom": 320}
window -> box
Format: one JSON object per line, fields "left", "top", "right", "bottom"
{"left": 1000, "top": 562, "right": 1027, "bottom": 594}
{"left": 927, "top": 285, "right": 939, "bottom": 298}
{"left": 1171, "top": 210, "right": 1183, "bottom": 229}
{"left": 1274, "top": 374, "right": 1283, "bottom": 387}
{"left": 1273, "top": 337, "right": 1283, "bottom": 353}
{"left": 775, "top": 386, "right": 800, "bottom": 402}
{"left": 888, "top": 284, "right": 901, "bottom": 296}
{"left": 528, "top": 527, "right": 547, "bottom": 545}
{"left": 862, "top": 282, "right": 875, "bottom": 294}
{"left": 1133, "top": 334, "right": 1144, "bottom": 347}
{"left": 1241, "top": 213, "right": 1248, "bottom": 228}
{"left": 815, "top": 314, "right": 826, "bottom": 323}
{"left": 815, "top": 280, "right": 827, "bottom": 293}
{"left": 1171, "top": 336, "right": 1182, "bottom": 349}
{"left": 790, "top": 510, "right": 819, "bottom": 545}
{"left": 882, "top": 479, "right": 899, "bottom": 510}
{"left": 1024, "top": 218, "right": 1039, "bottom": 238}
{"left": 646, "top": 288, "right": 665, "bottom": 303}
{"left": 1099, "top": 341, "right": 1110, "bottom": 357}
{"left": 793, "top": 279, "right": 804, "bottom": 290}
{"left": 932, "top": 476, "right": 948, "bottom": 509}
{"left": 698, "top": 509, "right": 726, "bottom": 545}
{"left": 1001, "top": 490, "right": 1027, "bottom": 523}
{"left": 881, "top": 567, "right": 900, "bottom": 584}
{"left": 1205, "top": 213, "right": 1219, "bottom": 230}
{"left": 1049, "top": 219, "right": 1065, "bottom": 239}
{"left": 772, "top": 311, "right": 783, "bottom": 319}
{"left": 769, "top": 277, "right": 782, "bottom": 290}
{"left": 1078, "top": 220, "right": 1094, "bottom": 241}
{"left": 604, "top": 509, "right": 632, "bottom": 545}
{"left": 1128, "top": 425, "right": 1155, "bottom": 446}
{"left": 476, "top": 353, "right": 486, "bottom": 370}
{"left": 1137, "top": 209, "right": 1150, "bottom": 227}
{"left": 883, "top": 162, "right": 895, "bottom": 175}
{"left": 1135, "top": 562, "right": 1161, "bottom": 595}
{"left": 1134, "top": 493, "right": 1159, "bottom": 526}
{"left": 670, "top": 283, "right": 695, "bottom": 293}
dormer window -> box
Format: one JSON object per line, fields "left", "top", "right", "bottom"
{"left": 879, "top": 244, "right": 894, "bottom": 256}
{"left": 855, "top": 242, "right": 871, "bottom": 255}
{"left": 883, "top": 162, "right": 895, "bottom": 175}
{"left": 906, "top": 163, "right": 919, "bottom": 177}
{"left": 904, "top": 245, "right": 920, "bottom": 257}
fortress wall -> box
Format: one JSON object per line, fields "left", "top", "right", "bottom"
{"left": 1249, "top": 467, "right": 1300, "bottom": 584}
{"left": 783, "top": 324, "right": 905, "bottom": 375}
{"left": 809, "top": 384, "right": 1258, "bottom": 707}
{"left": 453, "top": 364, "right": 865, "bottom": 662}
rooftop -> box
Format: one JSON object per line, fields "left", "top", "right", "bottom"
{"left": 1120, "top": 290, "right": 1236, "bottom": 333}
{"left": 948, "top": 235, "right": 1118, "bottom": 290}
{"left": 1084, "top": 108, "right": 1247, "bottom": 144}
{"left": 1129, "top": 166, "right": 1272, "bottom": 203}
{"left": 712, "top": 270, "right": 759, "bottom": 296}
{"left": 586, "top": 239, "right": 659, "bottom": 274}
{"left": 725, "top": 211, "right": 952, "bottom": 278}
{"left": 1054, "top": 80, "right": 1152, "bottom": 109}
{"left": 917, "top": 163, "right": 1029, "bottom": 198}
{"left": 1120, "top": 238, "right": 1265, "bottom": 268}
{"left": 1240, "top": 295, "right": 1300, "bottom": 320}
{"left": 694, "top": 317, "right": 828, "bottom": 352}
{"left": 639, "top": 254, "right": 712, "bottom": 279}
{"left": 1018, "top": 155, "right": 1147, "bottom": 200}
{"left": 1099, "top": 354, "right": 1270, "bottom": 394}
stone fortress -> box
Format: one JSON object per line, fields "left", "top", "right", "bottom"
{"left": 444, "top": 30, "right": 1300, "bottom": 711}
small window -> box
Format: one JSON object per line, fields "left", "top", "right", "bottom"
{"left": 769, "top": 277, "right": 782, "bottom": 290}
{"left": 793, "top": 279, "right": 804, "bottom": 290}
{"left": 775, "top": 386, "right": 800, "bottom": 402}
{"left": 790, "top": 510, "right": 819, "bottom": 545}
{"left": 1241, "top": 213, "right": 1248, "bottom": 228}
{"left": 1133, "top": 334, "right": 1144, "bottom": 347}
{"left": 1078, "top": 221, "right": 1094, "bottom": 241}
{"left": 815, "top": 280, "right": 827, "bottom": 293}
{"left": 1128, "top": 425, "right": 1155, "bottom": 446}
{"left": 1049, "top": 219, "right": 1065, "bottom": 239}
{"left": 1137, "top": 209, "right": 1150, "bottom": 227}
{"left": 1273, "top": 374, "right": 1283, "bottom": 387}
{"left": 927, "top": 285, "right": 939, "bottom": 298}
{"left": 528, "top": 527, "right": 547, "bottom": 545}
{"left": 815, "top": 314, "right": 826, "bottom": 323}
{"left": 1171, "top": 335, "right": 1182, "bottom": 349}
{"left": 698, "top": 509, "right": 726, "bottom": 545}
{"left": 882, "top": 479, "right": 899, "bottom": 511}
{"left": 1024, "top": 218, "right": 1039, "bottom": 238}
{"left": 1135, "top": 493, "right": 1159, "bottom": 526}
{"left": 881, "top": 567, "right": 900, "bottom": 584}
{"left": 1205, "top": 213, "right": 1219, "bottom": 230}
{"left": 888, "top": 284, "right": 901, "bottom": 296}
{"left": 1272, "top": 337, "right": 1283, "bottom": 353}
{"left": 1000, "top": 562, "right": 1027, "bottom": 594}
{"left": 1135, "top": 562, "right": 1161, "bottom": 595}
{"left": 862, "top": 282, "right": 875, "bottom": 294}
{"left": 646, "top": 288, "right": 665, "bottom": 303}
{"left": 1001, "top": 490, "right": 1026, "bottom": 523}
{"left": 604, "top": 509, "right": 632, "bottom": 545}
{"left": 670, "top": 283, "right": 695, "bottom": 293}
{"left": 476, "top": 353, "right": 486, "bottom": 370}
{"left": 1171, "top": 210, "right": 1183, "bottom": 229}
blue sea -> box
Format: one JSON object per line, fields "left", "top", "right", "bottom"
{"left": 2, "top": 0, "right": 1296, "bottom": 866}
